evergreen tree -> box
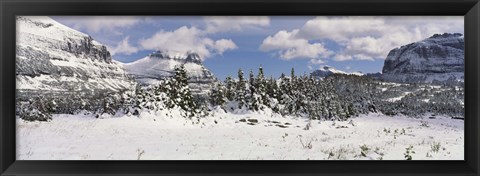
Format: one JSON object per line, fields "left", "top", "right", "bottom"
{"left": 209, "top": 82, "right": 226, "bottom": 107}
{"left": 133, "top": 81, "right": 170, "bottom": 115}
{"left": 291, "top": 67, "right": 295, "bottom": 79}
{"left": 279, "top": 73, "right": 294, "bottom": 115}
{"left": 170, "top": 65, "right": 198, "bottom": 118}
{"left": 224, "top": 76, "right": 236, "bottom": 101}
{"left": 256, "top": 66, "right": 268, "bottom": 106}
{"left": 266, "top": 76, "right": 280, "bottom": 112}
{"left": 248, "top": 70, "right": 259, "bottom": 111}
{"left": 235, "top": 69, "right": 247, "bottom": 109}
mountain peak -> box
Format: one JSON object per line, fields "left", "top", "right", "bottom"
{"left": 16, "top": 16, "right": 135, "bottom": 118}
{"left": 148, "top": 50, "right": 202, "bottom": 64}
{"left": 382, "top": 33, "right": 464, "bottom": 84}
{"left": 428, "top": 33, "right": 463, "bottom": 39}
{"left": 123, "top": 50, "right": 216, "bottom": 95}
{"left": 318, "top": 65, "right": 345, "bottom": 74}
{"left": 311, "top": 65, "right": 363, "bottom": 78}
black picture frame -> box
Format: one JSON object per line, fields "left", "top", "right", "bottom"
{"left": 1, "top": 0, "right": 479, "bottom": 175}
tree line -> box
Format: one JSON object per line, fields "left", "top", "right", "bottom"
{"left": 16, "top": 65, "right": 465, "bottom": 121}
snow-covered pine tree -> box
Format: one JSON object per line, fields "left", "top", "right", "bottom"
{"left": 277, "top": 73, "right": 287, "bottom": 102}
{"left": 224, "top": 76, "right": 236, "bottom": 101}
{"left": 290, "top": 67, "right": 295, "bottom": 79}
{"left": 266, "top": 76, "right": 280, "bottom": 112}
{"left": 289, "top": 72, "right": 304, "bottom": 116}
{"left": 256, "top": 66, "right": 269, "bottom": 108}
{"left": 164, "top": 78, "right": 177, "bottom": 109}
{"left": 266, "top": 76, "right": 278, "bottom": 99}
{"left": 209, "top": 82, "right": 226, "bottom": 107}
{"left": 235, "top": 69, "right": 248, "bottom": 109}
{"left": 248, "top": 69, "right": 259, "bottom": 111}
{"left": 336, "top": 102, "right": 346, "bottom": 120}
{"left": 304, "top": 75, "right": 318, "bottom": 119}
{"left": 17, "top": 96, "right": 52, "bottom": 121}
{"left": 132, "top": 81, "right": 171, "bottom": 115}
{"left": 279, "top": 73, "right": 294, "bottom": 116}
{"left": 169, "top": 64, "right": 198, "bottom": 118}
{"left": 101, "top": 95, "right": 117, "bottom": 115}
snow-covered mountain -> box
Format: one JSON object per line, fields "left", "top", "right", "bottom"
{"left": 16, "top": 16, "right": 135, "bottom": 110}
{"left": 382, "top": 33, "right": 464, "bottom": 84}
{"left": 311, "top": 65, "right": 364, "bottom": 79}
{"left": 123, "top": 50, "right": 217, "bottom": 95}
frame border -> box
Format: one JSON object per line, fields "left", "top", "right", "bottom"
{"left": 1, "top": 0, "right": 479, "bottom": 175}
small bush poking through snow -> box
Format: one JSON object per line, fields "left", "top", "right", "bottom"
{"left": 431, "top": 142, "right": 441, "bottom": 153}
{"left": 404, "top": 145, "right": 415, "bottom": 160}
{"left": 360, "top": 144, "right": 370, "bottom": 157}
{"left": 297, "top": 135, "right": 313, "bottom": 149}
{"left": 136, "top": 148, "right": 145, "bottom": 160}
{"left": 327, "top": 147, "right": 351, "bottom": 160}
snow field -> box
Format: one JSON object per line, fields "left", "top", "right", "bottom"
{"left": 17, "top": 111, "right": 463, "bottom": 160}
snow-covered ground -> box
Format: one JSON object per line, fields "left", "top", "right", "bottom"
{"left": 17, "top": 111, "right": 464, "bottom": 160}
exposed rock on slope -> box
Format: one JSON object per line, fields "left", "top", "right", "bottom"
{"left": 382, "top": 33, "right": 464, "bottom": 84}
{"left": 123, "top": 50, "right": 217, "bottom": 95}
{"left": 16, "top": 16, "right": 135, "bottom": 117}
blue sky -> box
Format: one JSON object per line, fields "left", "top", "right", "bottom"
{"left": 52, "top": 16, "right": 463, "bottom": 80}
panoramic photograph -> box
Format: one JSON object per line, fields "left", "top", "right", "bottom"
{"left": 16, "top": 16, "right": 464, "bottom": 160}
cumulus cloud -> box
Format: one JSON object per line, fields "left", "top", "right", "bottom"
{"left": 55, "top": 16, "right": 271, "bottom": 60}
{"left": 54, "top": 16, "right": 144, "bottom": 34}
{"left": 297, "top": 16, "right": 387, "bottom": 42}
{"left": 260, "top": 16, "right": 463, "bottom": 61}
{"left": 259, "top": 30, "right": 333, "bottom": 60}
{"left": 138, "top": 16, "right": 272, "bottom": 59}
{"left": 213, "top": 39, "right": 238, "bottom": 54}
{"left": 307, "top": 58, "right": 328, "bottom": 70}
{"left": 309, "top": 59, "right": 326, "bottom": 65}
{"left": 204, "top": 16, "right": 270, "bottom": 33}
{"left": 107, "top": 36, "right": 139, "bottom": 56}
{"left": 139, "top": 26, "right": 238, "bottom": 59}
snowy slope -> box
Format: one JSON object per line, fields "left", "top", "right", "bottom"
{"left": 382, "top": 33, "right": 464, "bottom": 84}
{"left": 16, "top": 16, "right": 135, "bottom": 111}
{"left": 123, "top": 50, "right": 217, "bottom": 95}
{"left": 311, "top": 65, "right": 364, "bottom": 79}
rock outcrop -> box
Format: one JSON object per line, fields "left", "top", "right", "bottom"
{"left": 382, "top": 33, "right": 464, "bottom": 84}
{"left": 16, "top": 16, "right": 135, "bottom": 116}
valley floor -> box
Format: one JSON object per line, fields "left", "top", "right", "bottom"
{"left": 17, "top": 111, "right": 464, "bottom": 160}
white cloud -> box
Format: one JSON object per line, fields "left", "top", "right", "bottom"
{"left": 213, "top": 39, "right": 238, "bottom": 54}
{"left": 333, "top": 54, "right": 353, "bottom": 61}
{"left": 204, "top": 16, "right": 270, "bottom": 33}
{"left": 138, "top": 17, "right": 271, "bottom": 59}
{"left": 139, "top": 26, "right": 238, "bottom": 59}
{"left": 310, "top": 58, "right": 326, "bottom": 65}
{"left": 307, "top": 58, "right": 327, "bottom": 70}
{"left": 261, "top": 16, "right": 463, "bottom": 61}
{"left": 297, "top": 16, "right": 387, "bottom": 42}
{"left": 54, "top": 16, "right": 144, "bottom": 34}
{"left": 107, "top": 36, "right": 139, "bottom": 56}
{"left": 259, "top": 30, "right": 333, "bottom": 60}
{"left": 54, "top": 16, "right": 270, "bottom": 60}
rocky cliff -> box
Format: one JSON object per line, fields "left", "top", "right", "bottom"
{"left": 382, "top": 33, "right": 464, "bottom": 84}
{"left": 16, "top": 16, "right": 135, "bottom": 118}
